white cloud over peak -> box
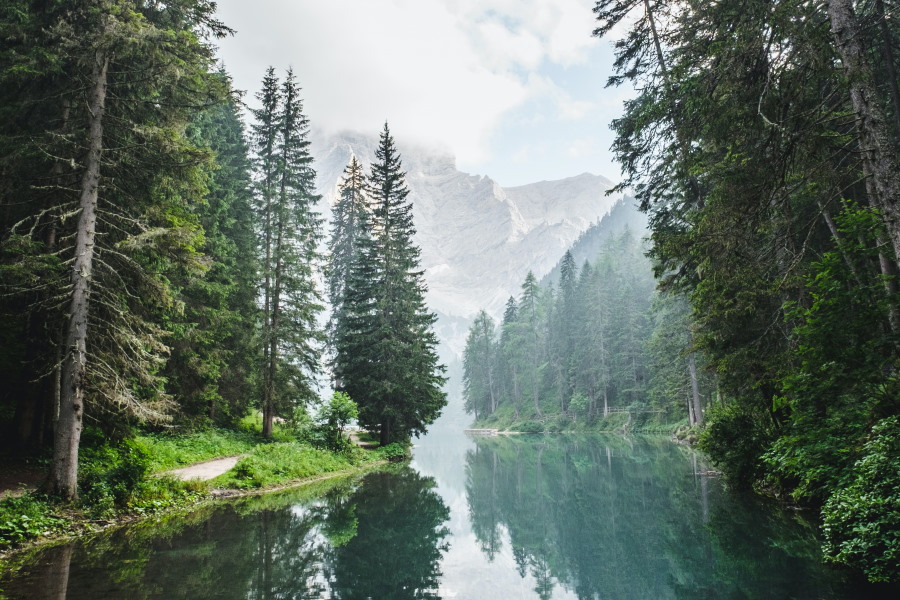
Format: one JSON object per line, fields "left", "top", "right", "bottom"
{"left": 214, "top": 0, "right": 622, "bottom": 185}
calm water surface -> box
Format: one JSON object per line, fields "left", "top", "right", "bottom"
{"left": 2, "top": 428, "right": 892, "bottom": 599}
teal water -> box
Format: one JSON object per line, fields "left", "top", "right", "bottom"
{"left": 1, "top": 430, "right": 893, "bottom": 599}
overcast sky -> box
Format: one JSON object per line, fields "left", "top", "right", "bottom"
{"left": 213, "top": 0, "right": 632, "bottom": 187}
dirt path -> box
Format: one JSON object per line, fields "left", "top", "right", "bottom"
{"left": 348, "top": 431, "right": 377, "bottom": 450}
{"left": 0, "top": 458, "right": 44, "bottom": 499}
{"left": 164, "top": 455, "right": 242, "bottom": 481}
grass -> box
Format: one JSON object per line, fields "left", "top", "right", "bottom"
{"left": 134, "top": 413, "right": 298, "bottom": 473}
{"left": 212, "top": 442, "right": 356, "bottom": 489}
{"left": 134, "top": 428, "right": 260, "bottom": 472}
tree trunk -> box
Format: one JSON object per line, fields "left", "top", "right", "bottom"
{"left": 380, "top": 417, "right": 391, "bottom": 446}
{"left": 49, "top": 51, "right": 108, "bottom": 501}
{"left": 688, "top": 352, "right": 703, "bottom": 425}
{"left": 826, "top": 0, "right": 900, "bottom": 268}
{"left": 875, "top": 0, "right": 900, "bottom": 139}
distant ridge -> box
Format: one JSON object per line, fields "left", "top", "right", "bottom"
{"left": 540, "top": 197, "right": 648, "bottom": 288}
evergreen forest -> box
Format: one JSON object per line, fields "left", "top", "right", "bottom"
{"left": 0, "top": 1, "right": 444, "bottom": 507}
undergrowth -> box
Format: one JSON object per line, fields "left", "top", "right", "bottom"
{"left": 212, "top": 442, "right": 355, "bottom": 489}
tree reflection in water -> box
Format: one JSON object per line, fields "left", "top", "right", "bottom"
{"left": 0, "top": 467, "right": 449, "bottom": 600}
{"left": 464, "top": 434, "right": 858, "bottom": 600}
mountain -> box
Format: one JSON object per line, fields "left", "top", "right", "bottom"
{"left": 539, "top": 197, "right": 649, "bottom": 289}
{"left": 311, "top": 129, "right": 625, "bottom": 354}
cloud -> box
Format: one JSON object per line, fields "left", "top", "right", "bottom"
{"left": 214, "top": 0, "right": 611, "bottom": 174}
{"left": 566, "top": 138, "right": 596, "bottom": 158}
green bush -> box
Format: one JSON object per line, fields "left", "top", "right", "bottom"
{"left": 78, "top": 436, "right": 151, "bottom": 517}
{"left": 375, "top": 442, "right": 409, "bottom": 462}
{"left": 517, "top": 420, "right": 545, "bottom": 434}
{"left": 0, "top": 495, "right": 66, "bottom": 548}
{"left": 698, "top": 402, "right": 773, "bottom": 490}
{"left": 822, "top": 416, "right": 900, "bottom": 582}
{"left": 316, "top": 392, "right": 359, "bottom": 451}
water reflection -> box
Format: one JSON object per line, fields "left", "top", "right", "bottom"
{"left": 463, "top": 434, "right": 859, "bottom": 600}
{"left": 3, "top": 433, "right": 895, "bottom": 599}
{"left": 1, "top": 468, "right": 449, "bottom": 600}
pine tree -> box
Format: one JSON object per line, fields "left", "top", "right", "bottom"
{"left": 327, "top": 156, "right": 368, "bottom": 352}
{"left": 334, "top": 123, "right": 446, "bottom": 444}
{"left": 463, "top": 310, "right": 499, "bottom": 419}
{"left": 165, "top": 93, "right": 260, "bottom": 426}
{"left": 251, "top": 68, "right": 324, "bottom": 438}
{"left": 547, "top": 251, "right": 578, "bottom": 413}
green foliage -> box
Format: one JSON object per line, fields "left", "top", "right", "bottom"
{"left": 374, "top": 442, "right": 410, "bottom": 462}
{"left": 822, "top": 416, "right": 900, "bottom": 583}
{"left": 568, "top": 392, "right": 590, "bottom": 421}
{"left": 0, "top": 495, "right": 66, "bottom": 548}
{"left": 698, "top": 402, "right": 773, "bottom": 490}
{"left": 594, "top": 0, "right": 900, "bottom": 581}
{"left": 127, "top": 476, "right": 206, "bottom": 516}
{"left": 77, "top": 434, "right": 152, "bottom": 517}
{"left": 517, "top": 421, "right": 545, "bottom": 434}
{"left": 217, "top": 442, "right": 351, "bottom": 489}
{"left": 315, "top": 392, "right": 359, "bottom": 451}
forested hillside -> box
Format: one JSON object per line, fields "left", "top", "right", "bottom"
{"left": 463, "top": 200, "right": 713, "bottom": 431}
{"left": 463, "top": 0, "right": 900, "bottom": 580}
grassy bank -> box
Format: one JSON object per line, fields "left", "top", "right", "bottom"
{"left": 0, "top": 426, "right": 401, "bottom": 565}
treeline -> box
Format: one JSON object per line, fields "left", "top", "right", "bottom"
{"left": 0, "top": 1, "right": 443, "bottom": 501}
{"left": 463, "top": 221, "right": 695, "bottom": 429}
{"left": 590, "top": 0, "right": 900, "bottom": 582}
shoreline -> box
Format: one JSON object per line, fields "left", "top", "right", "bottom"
{"left": 0, "top": 457, "right": 390, "bottom": 576}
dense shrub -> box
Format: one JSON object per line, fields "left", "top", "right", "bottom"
{"left": 698, "top": 402, "right": 773, "bottom": 490}
{"left": 375, "top": 442, "right": 409, "bottom": 462}
{"left": 517, "top": 421, "right": 545, "bottom": 433}
{"left": 78, "top": 436, "right": 151, "bottom": 517}
{"left": 822, "top": 416, "right": 900, "bottom": 582}
{"left": 0, "top": 495, "right": 66, "bottom": 548}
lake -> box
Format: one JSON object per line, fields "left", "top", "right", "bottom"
{"left": 1, "top": 429, "right": 890, "bottom": 599}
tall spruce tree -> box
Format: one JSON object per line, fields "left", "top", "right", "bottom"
{"left": 334, "top": 123, "right": 446, "bottom": 444}
{"left": 327, "top": 156, "right": 368, "bottom": 352}
{"left": 165, "top": 93, "right": 260, "bottom": 426}
{"left": 463, "top": 310, "right": 499, "bottom": 420}
{"left": 251, "top": 68, "right": 324, "bottom": 438}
